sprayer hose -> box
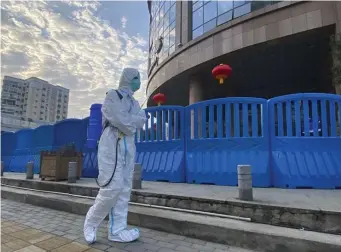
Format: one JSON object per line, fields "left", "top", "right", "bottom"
{"left": 95, "top": 136, "right": 121, "bottom": 188}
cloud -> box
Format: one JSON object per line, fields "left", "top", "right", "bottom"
{"left": 121, "top": 16, "right": 127, "bottom": 29}
{"left": 1, "top": 0, "right": 148, "bottom": 118}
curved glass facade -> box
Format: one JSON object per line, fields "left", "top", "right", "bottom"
{"left": 192, "top": 1, "right": 279, "bottom": 39}
{"left": 149, "top": 0, "right": 176, "bottom": 68}
{"left": 148, "top": 1, "right": 280, "bottom": 73}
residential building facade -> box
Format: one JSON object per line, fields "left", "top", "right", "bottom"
{"left": 1, "top": 76, "right": 69, "bottom": 131}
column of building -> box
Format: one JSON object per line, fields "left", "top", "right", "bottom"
{"left": 189, "top": 77, "right": 204, "bottom": 139}
{"left": 334, "top": 2, "right": 341, "bottom": 95}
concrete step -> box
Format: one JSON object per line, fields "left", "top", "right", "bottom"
{"left": 1, "top": 185, "right": 341, "bottom": 252}
{"left": 2, "top": 176, "right": 341, "bottom": 235}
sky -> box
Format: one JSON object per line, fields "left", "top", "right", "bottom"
{"left": 1, "top": 0, "right": 150, "bottom": 118}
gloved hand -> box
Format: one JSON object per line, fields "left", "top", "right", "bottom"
{"left": 133, "top": 110, "right": 147, "bottom": 129}
{"left": 119, "top": 132, "right": 124, "bottom": 139}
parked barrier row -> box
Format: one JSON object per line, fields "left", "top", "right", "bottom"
{"left": 1, "top": 93, "right": 341, "bottom": 189}
{"left": 1, "top": 117, "right": 89, "bottom": 174}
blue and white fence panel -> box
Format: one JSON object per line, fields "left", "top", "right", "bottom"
{"left": 31, "top": 125, "right": 54, "bottom": 174}
{"left": 185, "top": 98, "right": 270, "bottom": 187}
{"left": 9, "top": 129, "right": 34, "bottom": 172}
{"left": 136, "top": 106, "right": 186, "bottom": 182}
{"left": 269, "top": 93, "right": 341, "bottom": 189}
{"left": 1, "top": 132, "right": 16, "bottom": 171}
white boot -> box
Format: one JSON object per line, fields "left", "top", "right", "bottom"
{"left": 108, "top": 228, "right": 140, "bottom": 243}
{"left": 84, "top": 225, "right": 97, "bottom": 244}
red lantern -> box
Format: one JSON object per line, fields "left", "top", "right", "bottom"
{"left": 152, "top": 93, "right": 166, "bottom": 106}
{"left": 212, "top": 64, "right": 232, "bottom": 84}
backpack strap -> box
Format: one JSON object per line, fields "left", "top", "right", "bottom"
{"left": 97, "top": 90, "right": 123, "bottom": 148}
{"left": 105, "top": 90, "right": 123, "bottom": 100}
{"left": 115, "top": 90, "right": 123, "bottom": 100}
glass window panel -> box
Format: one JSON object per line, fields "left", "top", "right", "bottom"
{"left": 233, "top": 3, "right": 251, "bottom": 18}
{"left": 164, "top": 11, "right": 169, "bottom": 28}
{"left": 250, "top": 1, "right": 267, "bottom": 12}
{"left": 204, "top": 1, "right": 217, "bottom": 23}
{"left": 217, "top": 10, "right": 232, "bottom": 25}
{"left": 159, "top": 5, "right": 164, "bottom": 19}
{"left": 164, "top": 2, "right": 169, "bottom": 17}
{"left": 158, "top": 24, "right": 163, "bottom": 38}
{"left": 169, "top": 44, "right": 175, "bottom": 55}
{"left": 169, "top": 28, "right": 175, "bottom": 47}
{"left": 193, "top": 7, "right": 203, "bottom": 30}
{"left": 233, "top": 0, "right": 245, "bottom": 8}
{"left": 163, "top": 32, "right": 169, "bottom": 50}
{"left": 204, "top": 18, "right": 216, "bottom": 33}
{"left": 156, "top": 12, "right": 160, "bottom": 24}
{"left": 169, "top": 4, "right": 176, "bottom": 24}
{"left": 193, "top": 1, "right": 203, "bottom": 11}
{"left": 218, "top": 0, "right": 233, "bottom": 15}
{"left": 158, "top": 19, "right": 164, "bottom": 36}
{"left": 164, "top": 0, "right": 170, "bottom": 11}
{"left": 193, "top": 26, "right": 204, "bottom": 39}
{"left": 164, "top": 26, "right": 169, "bottom": 38}
{"left": 170, "top": 20, "right": 176, "bottom": 30}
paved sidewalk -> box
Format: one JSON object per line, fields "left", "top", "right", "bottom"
{"left": 1, "top": 199, "right": 255, "bottom": 252}
{"left": 4, "top": 172, "right": 341, "bottom": 212}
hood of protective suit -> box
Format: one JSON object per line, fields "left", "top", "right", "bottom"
{"left": 118, "top": 68, "right": 140, "bottom": 93}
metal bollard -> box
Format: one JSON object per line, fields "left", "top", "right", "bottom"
{"left": 237, "top": 165, "right": 253, "bottom": 201}
{"left": 68, "top": 162, "right": 77, "bottom": 183}
{"left": 26, "top": 161, "right": 34, "bottom": 179}
{"left": 1, "top": 161, "right": 4, "bottom": 176}
{"left": 132, "top": 163, "right": 142, "bottom": 189}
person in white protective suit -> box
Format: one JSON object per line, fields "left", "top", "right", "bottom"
{"left": 84, "top": 68, "right": 146, "bottom": 244}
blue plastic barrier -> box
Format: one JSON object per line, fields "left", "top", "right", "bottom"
{"left": 136, "top": 106, "right": 186, "bottom": 182}
{"left": 82, "top": 147, "right": 98, "bottom": 178}
{"left": 185, "top": 98, "right": 270, "bottom": 187}
{"left": 269, "top": 93, "right": 341, "bottom": 189}
{"left": 31, "top": 125, "right": 54, "bottom": 174}
{"left": 9, "top": 129, "right": 34, "bottom": 172}
{"left": 86, "top": 104, "right": 102, "bottom": 149}
{"left": 81, "top": 117, "right": 89, "bottom": 150}
{"left": 53, "top": 119, "right": 84, "bottom": 151}
{"left": 82, "top": 113, "right": 99, "bottom": 178}
{"left": 82, "top": 104, "right": 101, "bottom": 178}
{"left": 1, "top": 132, "right": 16, "bottom": 172}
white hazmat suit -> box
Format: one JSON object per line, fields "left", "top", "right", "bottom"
{"left": 84, "top": 68, "right": 146, "bottom": 244}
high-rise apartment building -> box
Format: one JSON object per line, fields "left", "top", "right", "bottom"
{"left": 1, "top": 76, "right": 69, "bottom": 124}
